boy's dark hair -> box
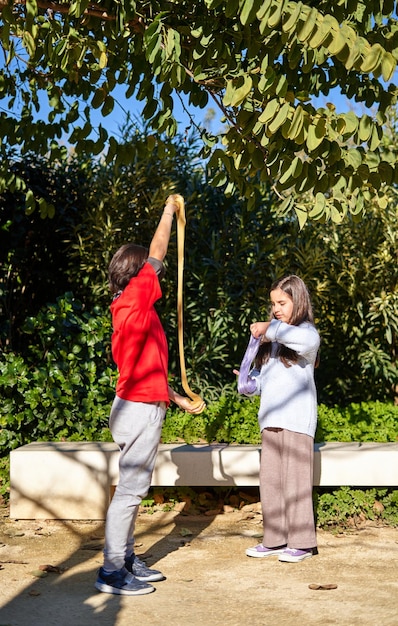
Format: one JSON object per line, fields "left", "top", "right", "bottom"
{"left": 108, "top": 244, "right": 148, "bottom": 294}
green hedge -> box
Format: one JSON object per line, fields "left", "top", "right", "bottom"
{"left": 162, "top": 398, "right": 398, "bottom": 445}
{"left": 0, "top": 294, "right": 115, "bottom": 453}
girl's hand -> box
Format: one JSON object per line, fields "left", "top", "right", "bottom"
{"left": 250, "top": 321, "right": 270, "bottom": 338}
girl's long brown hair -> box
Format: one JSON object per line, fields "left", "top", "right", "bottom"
{"left": 254, "top": 275, "right": 317, "bottom": 368}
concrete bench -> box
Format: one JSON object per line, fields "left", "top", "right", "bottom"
{"left": 9, "top": 441, "right": 398, "bottom": 520}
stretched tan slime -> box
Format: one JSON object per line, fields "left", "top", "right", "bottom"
{"left": 173, "top": 194, "right": 205, "bottom": 413}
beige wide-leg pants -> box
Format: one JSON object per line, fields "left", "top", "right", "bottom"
{"left": 260, "top": 427, "right": 317, "bottom": 550}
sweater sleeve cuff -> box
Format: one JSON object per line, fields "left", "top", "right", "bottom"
{"left": 265, "top": 319, "right": 282, "bottom": 342}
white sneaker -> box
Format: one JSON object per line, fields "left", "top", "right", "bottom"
{"left": 246, "top": 543, "right": 286, "bottom": 558}
{"left": 278, "top": 548, "right": 313, "bottom": 563}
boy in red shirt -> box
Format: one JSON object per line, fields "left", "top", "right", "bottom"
{"left": 95, "top": 195, "right": 204, "bottom": 596}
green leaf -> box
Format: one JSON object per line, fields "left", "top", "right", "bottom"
{"left": 295, "top": 206, "right": 308, "bottom": 229}
{"left": 91, "top": 87, "right": 106, "bottom": 109}
{"left": 330, "top": 202, "right": 344, "bottom": 224}
{"left": 256, "top": 0, "right": 273, "bottom": 20}
{"left": 368, "top": 125, "right": 383, "bottom": 151}
{"left": 291, "top": 155, "right": 303, "bottom": 179}
{"left": 377, "top": 194, "right": 389, "bottom": 209}
{"left": 349, "top": 191, "right": 364, "bottom": 215}
{"left": 308, "top": 14, "right": 331, "bottom": 48}
{"left": 361, "top": 43, "right": 383, "bottom": 73}
{"left": 297, "top": 7, "right": 317, "bottom": 43}
{"left": 282, "top": 1, "right": 302, "bottom": 34}
{"left": 309, "top": 192, "right": 326, "bottom": 219}
{"left": 143, "top": 19, "right": 162, "bottom": 44}
{"left": 381, "top": 51, "right": 396, "bottom": 82}
{"left": 306, "top": 120, "right": 325, "bottom": 151}
{"left": 267, "top": 0, "right": 285, "bottom": 29}
{"left": 278, "top": 158, "right": 294, "bottom": 186}
{"left": 240, "top": 0, "right": 259, "bottom": 25}
{"left": 26, "top": 0, "right": 38, "bottom": 19}
{"left": 258, "top": 67, "right": 276, "bottom": 95}
{"left": 345, "top": 37, "right": 368, "bottom": 71}
{"left": 25, "top": 188, "right": 36, "bottom": 214}
{"left": 345, "top": 148, "right": 362, "bottom": 170}
{"left": 268, "top": 102, "right": 290, "bottom": 133}
{"left": 142, "top": 97, "right": 158, "bottom": 119}
{"left": 258, "top": 98, "right": 280, "bottom": 124}
{"left": 275, "top": 74, "right": 288, "bottom": 97}
{"left": 230, "top": 75, "right": 253, "bottom": 107}
{"left": 23, "top": 31, "right": 36, "bottom": 57}
{"left": 278, "top": 194, "right": 294, "bottom": 215}
{"left": 223, "top": 80, "right": 235, "bottom": 107}
{"left": 378, "top": 162, "right": 394, "bottom": 185}
{"left": 366, "top": 151, "right": 380, "bottom": 171}
{"left": 328, "top": 29, "right": 346, "bottom": 56}
{"left": 358, "top": 115, "right": 373, "bottom": 142}
{"left": 99, "top": 51, "right": 107, "bottom": 69}
{"left": 287, "top": 105, "right": 304, "bottom": 140}
{"left": 148, "top": 34, "right": 162, "bottom": 64}
{"left": 101, "top": 95, "right": 114, "bottom": 116}
{"left": 341, "top": 111, "right": 359, "bottom": 137}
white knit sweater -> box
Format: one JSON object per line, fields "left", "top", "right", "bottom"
{"left": 248, "top": 319, "right": 320, "bottom": 438}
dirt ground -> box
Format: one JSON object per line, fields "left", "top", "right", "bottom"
{"left": 0, "top": 502, "right": 397, "bottom": 626}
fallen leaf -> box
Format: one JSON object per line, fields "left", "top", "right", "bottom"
{"left": 31, "top": 570, "right": 48, "bottom": 578}
{"left": 28, "top": 589, "right": 41, "bottom": 596}
{"left": 39, "top": 564, "right": 64, "bottom": 573}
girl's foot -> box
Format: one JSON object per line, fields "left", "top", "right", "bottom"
{"left": 245, "top": 543, "right": 286, "bottom": 558}
{"left": 278, "top": 548, "right": 313, "bottom": 562}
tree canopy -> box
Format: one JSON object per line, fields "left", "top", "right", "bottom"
{"left": 1, "top": 0, "right": 398, "bottom": 224}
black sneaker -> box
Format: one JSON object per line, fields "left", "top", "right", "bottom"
{"left": 95, "top": 567, "right": 155, "bottom": 595}
{"left": 125, "top": 554, "right": 165, "bottom": 582}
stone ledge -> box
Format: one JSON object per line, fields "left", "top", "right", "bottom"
{"left": 9, "top": 441, "right": 398, "bottom": 520}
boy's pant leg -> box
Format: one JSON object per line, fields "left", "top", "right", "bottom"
{"left": 103, "top": 397, "right": 165, "bottom": 571}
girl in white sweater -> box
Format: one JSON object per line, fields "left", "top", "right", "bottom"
{"left": 237, "top": 275, "right": 320, "bottom": 563}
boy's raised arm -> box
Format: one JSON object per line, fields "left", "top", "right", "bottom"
{"left": 149, "top": 195, "right": 180, "bottom": 262}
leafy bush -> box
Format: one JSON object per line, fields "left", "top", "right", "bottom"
{"left": 314, "top": 487, "right": 398, "bottom": 529}
{"left": 162, "top": 394, "right": 261, "bottom": 444}
{"left": 163, "top": 398, "right": 398, "bottom": 445}
{"left": 0, "top": 293, "right": 114, "bottom": 453}
{"left": 316, "top": 402, "right": 398, "bottom": 442}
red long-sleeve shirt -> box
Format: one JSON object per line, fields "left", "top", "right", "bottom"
{"left": 110, "top": 262, "right": 169, "bottom": 405}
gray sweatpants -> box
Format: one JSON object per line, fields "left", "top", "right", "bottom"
{"left": 103, "top": 395, "right": 166, "bottom": 572}
{"left": 260, "top": 427, "right": 317, "bottom": 550}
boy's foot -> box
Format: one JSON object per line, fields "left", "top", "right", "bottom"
{"left": 125, "top": 554, "right": 165, "bottom": 582}
{"left": 246, "top": 544, "right": 286, "bottom": 558}
{"left": 95, "top": 567, "right": 155, "bottom": 595}
{"left": 278, "top": 548, "right": 313, "bottom": 563}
